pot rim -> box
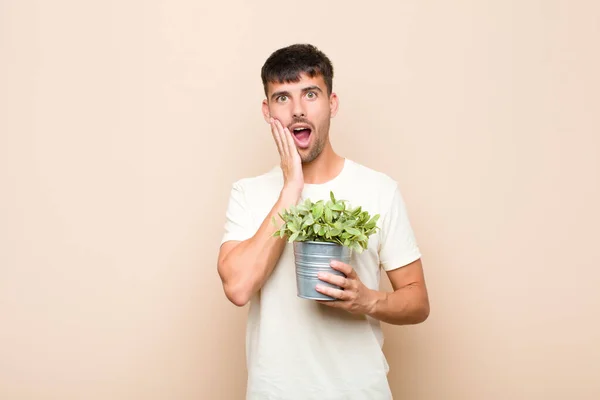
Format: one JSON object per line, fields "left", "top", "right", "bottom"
{"left": 293, "top": 240, "right": 346, "bottom": 247}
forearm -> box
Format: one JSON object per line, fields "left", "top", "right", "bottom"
{"left": 367, "top": 283, "right": 430, "bottom": 325}
{"left": 219, "top": 188, "right": 300, "bottom": 306}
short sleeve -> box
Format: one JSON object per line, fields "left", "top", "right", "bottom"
{"left": 220, "top": 182, "right": 255, "bottom": 245}
{"left": 378, "top": 183, "right": 422, "bottom": 271}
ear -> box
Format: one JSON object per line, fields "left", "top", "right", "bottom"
{"left": 261, "top": 99, "right": 271, "bottom": 123}
{"left": 329, "top": 93, "right": 339, "bottom": 118}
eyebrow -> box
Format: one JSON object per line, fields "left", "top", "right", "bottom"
{"left": 270, "top": 85, "right": 324, "bottom": 101}
{"left": 302, "top": 85, "right": 323, "bottom": 94}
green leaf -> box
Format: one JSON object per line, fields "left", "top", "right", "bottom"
{"left": 330, "top": 191, "right": 336, "bottom": 203}
{"left": 344, "top": 227, "right": 362, "bottom": 236}
{"left": 344, "top": 220, "right": 357, "bottom": 227}
{"left": 289, "top": 231, "right": 300, "bottom": 242}
{"left": 365, "top": 214, "right": 380, "bottom": 229}
{"left": 313, "top": 224, "right": 321, "bottom": 234}
{"left": 302, "top": 214, "right": 315, "bottom": 228}
{"left": 351, "top": 242, "right": 363, "bottom": 253}
{"left": 312, "top": 202, "right": 324, "bottom": 220}
{"left": 330, "top": 203, "right": 344, "bottom": 211}
{"left": 296, "top": 204, "right": 309, "bottom": 213}
{"left": 324, "top": 207, "right": 333, "bottom": 223}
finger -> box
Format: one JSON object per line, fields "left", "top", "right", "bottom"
{"left": 330, "top": 260, "right": 355, "bottom": 278}
{"left": 316, "top": 299, "right": 344, "bottom": 308}
{"left": 283, "top": 126, "right": 299, "bottom": 156}
{"left": 274, "top": 119, "right": 290, "bottom": 156}
{"left": 270, "top": 119, "right": 284, "bottom": 156}
{"left": 317, "top": 272, "right": 348, "bottom": 288}
{"left": 315, "top": 284, "right": 350, "bottom": 301}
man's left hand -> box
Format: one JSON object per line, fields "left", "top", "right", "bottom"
{"left": 315, "top": 260, "right": 378, "bottom": 315}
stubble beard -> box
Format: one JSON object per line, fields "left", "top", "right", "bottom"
{"left": 300, "top": 118, "right": 330, "bottom": 164}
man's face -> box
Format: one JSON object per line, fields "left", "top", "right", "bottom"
{"left": 262, "top": 73, "right": 338, "bottom": 164}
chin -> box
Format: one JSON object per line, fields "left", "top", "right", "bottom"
{"left": 300, "top": 150, "right": 321, "bottom": 164}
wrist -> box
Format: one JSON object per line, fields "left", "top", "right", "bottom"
{"left": 366, "top": 289, "right": 388, "bottom": 316}
{"left": 281, "top": 185, "right": 303, "bottom": 201}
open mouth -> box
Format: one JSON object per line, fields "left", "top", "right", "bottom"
{"left": 291, "top": 125, "right": 312, "bottom": 149}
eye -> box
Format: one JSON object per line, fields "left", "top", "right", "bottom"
{"left": 306, "top": 91, "right": 317, "bottom": 99}
{"left": 277, "top": 95, "right": 288, "bottom": 103}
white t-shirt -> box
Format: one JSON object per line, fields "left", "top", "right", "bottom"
{"left": 220, "top": 158, "right": 421, "bottom": 400}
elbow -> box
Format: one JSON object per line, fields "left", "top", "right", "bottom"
{"left": 223, "top": 282, "right": 251, "bottom": 307}
{"left": 218, "top": 267, "right": 251, "bottom": 307}
{"left": 217, "top": 260, "right": 250, "bottom": 307}
{"left": 413, "top": 300, "right": 430, "bottom": 324}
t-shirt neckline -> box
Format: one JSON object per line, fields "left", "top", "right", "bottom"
{"left": 303, "top": 158, "right": 352, "bottom": 189}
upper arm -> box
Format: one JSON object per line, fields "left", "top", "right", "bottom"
{"left": 385, "top": 258, "right": 430, "bottom": 323}
{"left": 218, "top": 240, "right": 241, "bottom": 266}
{"left": 385, "top": 258, "right": 426, "bottom": 291}
{"left": 377, "top": 182, "right": 428, "bottom": 306}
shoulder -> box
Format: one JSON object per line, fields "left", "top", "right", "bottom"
{"left": 343, "top": 160, "right": 411, "bottom": 227}
{"left": 346, "top": 159, "right": 399, "bottom": 196}
{"left": 228, "top": 166, "right": 284, "bottom": 211}
{"left": 231, "top": 165, "right": 282, "bottom": 191}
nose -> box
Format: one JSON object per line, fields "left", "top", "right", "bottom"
{"left": 292, "top": 100, "right": 306, "bottom": 118}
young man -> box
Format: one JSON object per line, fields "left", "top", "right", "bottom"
{"left": 217, "top": 44, "right": 430, "bottom": 400}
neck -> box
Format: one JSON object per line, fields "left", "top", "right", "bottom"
{"left": 302, "top": 141, "right": 345, "bottom": 184}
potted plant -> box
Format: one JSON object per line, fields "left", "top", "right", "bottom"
{"left": 272, "top": 191, "right": 380, "bottom": 300}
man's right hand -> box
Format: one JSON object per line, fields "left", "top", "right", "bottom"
{"left": 217, "top": 118, "right": 306, "bottom": 307}
{"left": 270, "top": 118, "right": 304, "bottom": 196}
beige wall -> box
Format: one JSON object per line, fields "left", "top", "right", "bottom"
{"left": 1, "top": 1, "right": 599, "bottom": 399}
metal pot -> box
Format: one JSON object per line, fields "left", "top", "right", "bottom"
{"left": 293, "top": 241, "right": 353, "bottom": 301}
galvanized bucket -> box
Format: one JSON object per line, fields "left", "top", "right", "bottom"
{"left": 293, "top": 241, "right": 353, "bottom": 301}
